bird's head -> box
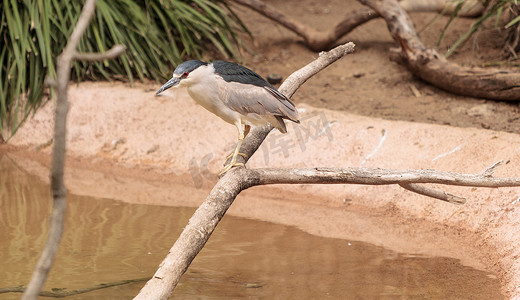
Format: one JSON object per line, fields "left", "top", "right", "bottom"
{"left": 156, "top": 60, "right": 208, "bottom": 95}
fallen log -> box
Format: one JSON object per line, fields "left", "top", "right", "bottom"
{"left": 359, "top": 0, "right": 520, "bottom": 101}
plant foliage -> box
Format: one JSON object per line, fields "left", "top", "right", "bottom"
{"left": 0, "top": 0, "right": 248, "bottom": 136}
{"left": 438, "top": 0, "right": 520, "bottom": 57}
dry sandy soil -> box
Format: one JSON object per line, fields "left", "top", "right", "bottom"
{"left": 2, "top": 0, "right": 520, "bottom": 298}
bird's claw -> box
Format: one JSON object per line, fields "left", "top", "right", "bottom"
{"left": 218, "top": 162, "right": 245, "bottom": 177}
{"left": 225, "top": 152, "right": 247, "bottom": 160}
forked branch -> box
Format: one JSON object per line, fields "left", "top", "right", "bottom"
{"left": 250, "top": 164, "right": 520, "bottom": 205}
{"left": 133, "top": 42, "right": 356, "bottom": 300}
{"left": 134, "top": 39, "right": 520, "bottom": 299}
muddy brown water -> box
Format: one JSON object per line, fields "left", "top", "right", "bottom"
{"left": 1, "top": 158, "right": 503, "bottom": 299}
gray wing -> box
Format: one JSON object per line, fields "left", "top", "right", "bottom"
{"left": 263, "top": 85, "right": 299, "bottom": 119}
{"left": 217, "top": 80, "right": 299, "bottom": 123}
{"left": 213, "top": 61, "right": 298, "bottom": 119}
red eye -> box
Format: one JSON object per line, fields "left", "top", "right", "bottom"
{"left": 183, "top": 72, "right": 189, "bottom": 78}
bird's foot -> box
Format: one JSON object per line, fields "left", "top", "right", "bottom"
{"left": 225, "top": 152, "right": 247, "bottom": 160}
{"left": 218, "top": 162, "right": 245, "bottom": 177}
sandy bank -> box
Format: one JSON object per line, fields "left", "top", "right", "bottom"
{"left": 3, "top": 81, "right": 520, "bottom": 298}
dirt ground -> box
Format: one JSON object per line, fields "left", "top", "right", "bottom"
{"left": 234, "top": 0, "right": 519, "bottom": 134}
{"left": 2, "top": 0, "right": 520, "bottom": 298}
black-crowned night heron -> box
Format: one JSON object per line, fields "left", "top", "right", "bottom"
{"left": 156, "top": 60, "right": 299, "bottom": 176}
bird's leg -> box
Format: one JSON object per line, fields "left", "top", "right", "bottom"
{"left": 219, "top": 139, "right": 245, "bottom": 176}
{"left": 219, "top": 125, "right": 250, "bottom": 176}
{"left": 225, "top": 125, "right": 250, "bottom": 160}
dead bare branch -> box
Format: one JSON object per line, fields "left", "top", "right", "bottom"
{"left": 133, "top": 41, "right": 357, "bottom": 300}
{"left": 482, "top": 160, "right": 503, "bottom": 177}
{"left": 400, "top": 0, "right": 484, "bottom": 17}
{"left": 399, "top": 183, "right": 465, "bottom": 204}
{"left": 73, "top": 45, "right": 127, "bottom": 61}
{"left": 21, "top": 1, "right": 125, "bottom": 299}
{"left": 250, "top": 166, "right": 520, "bottom": 205}
{"left": 251, "top": 166, "right": 520, "bottom": 187}
{"left": 232, "top": 0, "right": 378, "bottom": 51}
{"left": 231, "top": 0, "right": 484, "bottom": 51}
{"left": 44, "top": 76, "right": 57, "bottom": 88}
{"left": 249, "top": 166, "right": 520, "bottom": 205}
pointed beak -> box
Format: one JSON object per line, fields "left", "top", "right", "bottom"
{"left": 156, "top": 77, "right": 180, "bottom": 95}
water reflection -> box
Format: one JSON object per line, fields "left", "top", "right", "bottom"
{"left": 0, "top": 156, "right": 503, "bottom": 299}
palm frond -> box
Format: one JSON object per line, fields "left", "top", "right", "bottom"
{"left": 0, "top": 0, "right": 248, "bottom": 137}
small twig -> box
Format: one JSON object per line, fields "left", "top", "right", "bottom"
{"left": 73, "top": 45, "right": 126, "bottom": 61}
{"left": 399, "top": 183, "right": 466, "bottom": 204}
{"left": 44, "top": 76, "right": 57, "bottom": 88}
{"left": 408, "top": 83, "right": 422, "bottom": 97}
{"left": 481, "top": 160, "right": 503, "bottom": 177}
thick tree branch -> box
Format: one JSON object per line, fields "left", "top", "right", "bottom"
{"left": 251, "top": 166, "right": 520, "bottom": 187}
{"left": 22, "top": 1, "right": 125, "bottom": 299}
{"left": 250, "top": 166, "right": 520, "bottom": 205}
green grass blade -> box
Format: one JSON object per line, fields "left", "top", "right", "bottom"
{"left": 437, "top": 0, "right": 465, "bottom": 47}
{"left": 1, "top": 0, "right": 247, "bottom": 135}
{"left": 505, "top": 15, "right": 520, "bottom": 28}
{"left": 445, "top": 2, "right": 504, "bottom": 57}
